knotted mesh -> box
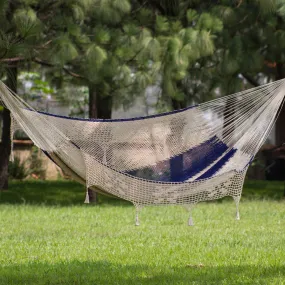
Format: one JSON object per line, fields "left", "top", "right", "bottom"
{"left": 1, "top": 80, "right": 285, "bottom": 222}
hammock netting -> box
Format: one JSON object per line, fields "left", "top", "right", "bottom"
{"left": 1, "top": 79, "right": 285, "bottom": 225}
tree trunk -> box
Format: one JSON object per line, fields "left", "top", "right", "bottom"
{"left": 171, "top": 80, "right": 187, "bottom": 111}
{"left": 97, "top": 94, "right": 112, "bottom": 119}
{"left": 89, "top": 84, "right": 112, "bottom": 119}
{"left": 88, "top": 84, "right": 97, "bottom": 119}
{"left": 88, "top": 84, "right": 98, "bottom": 203}
{"left": 0, "top": 67, "right": 17, "bottom": 190}
{"left": 87, "top": 84, "right": 112, "bottom": 203}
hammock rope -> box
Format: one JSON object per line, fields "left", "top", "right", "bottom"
{"left": 1, "top": 79, "right": 285, "bottom": 225}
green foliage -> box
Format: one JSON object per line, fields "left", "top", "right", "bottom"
{"left": 52, "top": 36, "right": 79, "bottom": 65}
{"left": 13, "top": 8, "right": 37, "bottom": 28}
{"left": 8, "top": 156, "right": 29, "bottom": 180}
{"left": 93, "top": 27, "right": 111, "bottom": 44}
{"left": 212, "top": 5, "right": 236, "bottom": 26}
{"left": 85, "top": 44, "right": 107, "bottom": 70}
{"left": 186, "top": 9, "right": 198, "bottom": 23}
{"left": 8, "top": 147, "right": 46, "bottom": 180}
{"left": 112, "top": 0, "right": 131, "bottom": 14}
{"left": 74, "top": 0, "right": 95, "bottom": 11}
{"left": 56, "top": 85, "right": 89, "bottom": 117}
{"left": 137, "top": 8, "right": 152, "bottom": 26}
{"left": 13, "top": 0, "right": 224, "bottom": 112}
{"left": 156, "top": 15, "right": 169, "bottom": 33}
{"left": 96, "top": 0, "right": 131, "bottom": 24}
{"left": 20, "top": 0, "right": 39, "bottom": 5}
{"left": 0, "top": 0, "right": 8, "bottom": 16}
{"left": 28, "top": 146, "right": 46, "bottom": 180}
{"left": 137, "top": 2, "right": 223, "bottom": 106}
{"left": 136, "top": 71, "right": 152, "bottom": 89}
{"left": 71, "top": 4, "right": 85, "bottom": 21}
{"left": 206, "top": 0, "right": 285, "bottom": 99}
{"left": 2, "top": 0, "right": 268, "bottom": 120}
{"left": 257, "top": 0, "right": 277, "bottom": 14}
{"left": 197, "top": 13, "right": 223, "bottom": 32}
{"left": 18, "top": 71, "right": 55, "bottom": 104}
{"left": 31, "top": 80, "right": 52, "bottom": 94}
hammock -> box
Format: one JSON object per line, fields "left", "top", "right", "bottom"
{"left": 1, "top": 79, "right": 285, "bottom": 225}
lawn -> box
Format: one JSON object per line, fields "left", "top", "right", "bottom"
{"left": 0, "top": 180, "right": 285, "bottom": 285}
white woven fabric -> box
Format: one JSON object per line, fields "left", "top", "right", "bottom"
{"left": 1, "top": 79, "right": 285, "bottom": 223}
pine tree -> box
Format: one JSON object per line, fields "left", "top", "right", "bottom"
{"left": 0, "top": 0, "right": 92, "bottom": 189}
{"left": 0, "top": 0, "right": 226, "bottom": 190}
{"left": 129, "top": 0, "right": 223, "bottom": 109}
{"left": 0, "top": 0, "right": 43, "bottom": 189}
{"left": 56, "top": 1, "right": 224, "bottom": 115}
{"left": 205, "top": 1, "right": 285, "bottom": 179}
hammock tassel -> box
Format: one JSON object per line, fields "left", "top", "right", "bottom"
{"left": 236, "top": 210, "right": 240, "bottom": 221}
{"left": 188, "top": 215, "right": 194, "bottom": 226}
{"left": 9, "top": 115, "right": 15, "bottom": 162}
{"left": 135, "top": 213, "right": 139, "bottom": 226}
{"left": 185, "top": 204, "right": 194, "bottom": 226}
{"left": 135, "top": 205, "right": 141, "bottom": 226}
{"left": 233, "top": 196, "right": 240, "bottom": 220}
{"left": 84, "top": 188, "right": 90, "bottom": 204}
{"left": 9, "top": 144, "right": 14, "bottom": 162}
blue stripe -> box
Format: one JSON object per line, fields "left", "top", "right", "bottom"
{"left": 35, "top": 104, "right": 198, "bottom": 123}
{"left": 42, "top": 137, "right": 238, "bottom": 183}
{"left": 70, "top": 141, "right": 80, "bottom": 149}
{"left": 41, "top": 146, "right": 243, "bottom": 185}
{"left": 196, "top": 148, "right": 237, "bottom": 180}
{"left": 169, "top": 137, "right": 229, "bottom": 182}
{"left": 41, "top": 150, "right": 59, "bottom": 166}
{"left": 126, "top": 136, "right": 231, "bottom": 182}
{"left": 170, "top": 155, "right": 183, "bottom": 181}
{"left": 244, "top": 156, "right": 254, "bottom": 169}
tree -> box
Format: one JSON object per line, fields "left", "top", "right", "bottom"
{"left": 201, "top": 1, "right": 285, "bottom": 179}
{"left": 0, "top": 0, "right": 43, "bottom": 189}
{"left": 53, "top": 0, "right": 224, "bottom": 115}
{"left": 0, "top": 0, "right": 228, "bottom": 190}
{"left": 0, "top": 0, "right": 94, "bottom": 189}
{"left": 129, "top": 0, "right": 223, "bottom": 110}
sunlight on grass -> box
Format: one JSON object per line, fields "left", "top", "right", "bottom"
{"left": 0, "top": 181, "right": 285, "bottom": 284}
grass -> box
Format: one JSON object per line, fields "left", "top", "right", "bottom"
{"left": 0, "top": 180, "right": 285, "bottom": 284}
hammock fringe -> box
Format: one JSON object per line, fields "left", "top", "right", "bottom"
{"left": 1, "top": 79, "right": 285, "bottom": 224}
{"left": 84, "top": 188, "right": 90, "bottom": 204}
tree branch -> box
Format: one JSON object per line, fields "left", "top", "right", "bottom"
{"left": 125, "top": 47, "right": 145, "bottom": 64}
{"left": 63, "top": 67, "right": 84, "bottom": 79}
{"left": 237, "top": 0, "right": 243, "bottom": 8}
{"left": 37, "top": 40, "right": 53, "bottom": 49}
{"left": 33, "top": 57, "right": 53, "bottom": 67}
{"left": 33, "top": 57, "right": 85, "bottom": 79}
{"left": 0, "top": 57, "right": 25, "bottom": 62}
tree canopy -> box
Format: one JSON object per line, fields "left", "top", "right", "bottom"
{"left": 2, "top": 0, "right": 285, "bottom": 188}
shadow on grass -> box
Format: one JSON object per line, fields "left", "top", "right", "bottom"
{"left": 0, "top": 179, "right": 284, "bottom": 207}
{"left": 0, "top": 260, "right": 284, "bottom": 285}
{"left": 0, "top": 180, "right": 131, "bottom": 207}
{"left": 243, "top": 180, "right": 285, "bottom": 200}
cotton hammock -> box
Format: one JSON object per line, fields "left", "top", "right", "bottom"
{"left": 1, "top": 79, "right": 285, "bottom": 225}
